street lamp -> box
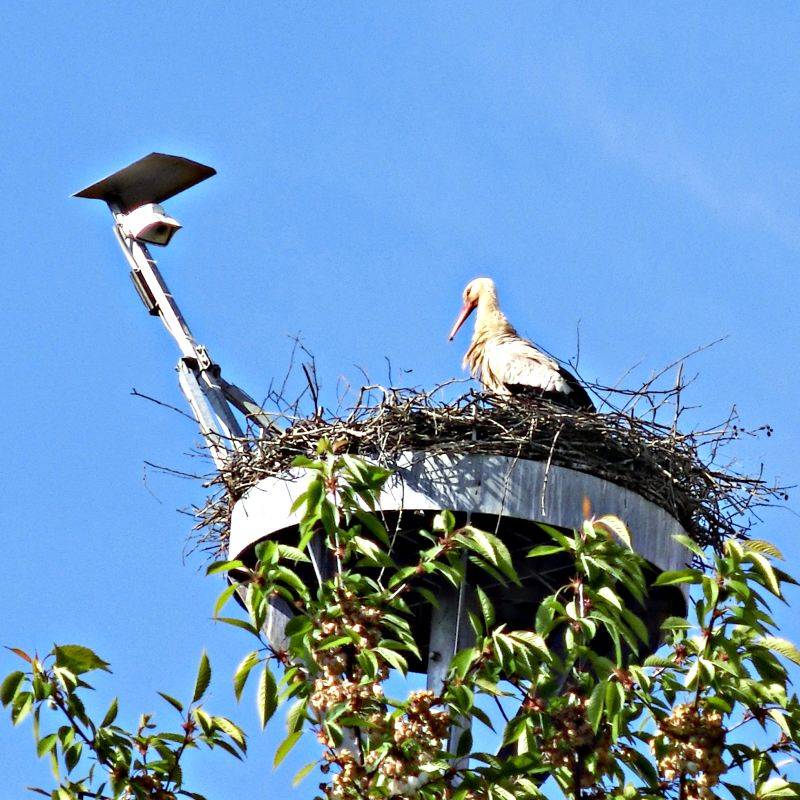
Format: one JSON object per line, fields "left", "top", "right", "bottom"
{"left": 75, "top": 152, "right": 275, "bottom": 468}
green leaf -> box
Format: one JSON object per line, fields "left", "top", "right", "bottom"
{"left": 64, "top": 742, "right": 82, "bottom": 774}
{"left": 11, "top": 692, "right": 32, "bottom": 725}
{"left": 233, "top": 651, "right": 261, "bottom": 702}
{"left": 587, "top": 680, "right": 605, "bottom": 732}
{"left": 305, "top": 476, "right": 324, "bottom": 510}
{"left": 622, "top": 748, "right": 660, "bottom": 788}
{"left": 672, "top": 533, "right": 706, "bottom": 558}
{"left": 747, "top": 552, "right": 782, "bottom": 597}
{"left": 193, "top": 651, "right": 211, "bottom": 703}
{"left": 274, "top": 566, "right": 309, "bottom": 596}
{"left": 757, "top": 777, "right": 796, "bottom": 798}
{"left": 157, "top": 692, "right": 184, "bottom": 713}
{"left": 684, "top": 661, "right": 700, "bottom": 689}
{"left": 374, "top": 647, "right": 408, "bottom": 674}
{"left": 652, "top": 568, "right": 703, "bottom": 586}
{"left": 474, "top": 677, "right": 504, "bottom": 696}
{"left": 216, "top": 617, "right": 260, "bottom": 636}
{"left": 53, "top": 645, "right": 110, "bottom": 675}
{"left": 415, "top": 586, "right": 441, "bottom": 608}
{"left": 273, "top": 730, "right": 302, "bottom": 767}
{"left": 213, "top": 716, "right": 247, "bottom": 751}
{"left": 276, "top": 544, "right": 310, "bottom": 562}
{"left": 205, "top": 559, "right": 245, "bottom": 575}
{"left": 291, "top": 455, "right": 324, "bottom": 470}
{"left": 768, "top": 708, "right": 791, "bottom": 738}
{"left": 476, "top": 586, "right": 495, "bottom": 628}
{"left": 285, "top": 698, "right": 307, "bottom": 733}
{"left": 621, "top": 607, "right": 649, "bottom": 644}
{"left": 758, "top": 636, "right": 800, "bottom": 666}
{"left": 353, "top": 509, "right": 390, "bottom": 545}
{"left": 352, "top": 536, "right": 394, "bottom": 566}
{"left": 744, "top": 539, "right": 784, "bottom": 561}
{"left": 193, "top": 706, "right": 214, "bottom": 736}
{"left": 661, "top": 616, "right": 693, "bottom": 630}
{"left": 433, "top": 510, "right": 455, "bottom": 533}
{"left": 596, "top": 586, "right": 622, "bottom": 610}
{"left": 36, "top": 732, "right": 58, "bottom": 758}
{"left": 508, "top": 630, "right": 549, "bottom": 655}
{"left": 604, "top": 679, "right": 623, "bottom": 718}
{"left": 255, "top": 539, "right": 279, "bottom": 565}
{"left": 526, "top": 544, "right": 566, "bottom": 558}
{"left": 643, "top": 655, "right": 677, "bottom": 668}
{"left": 257, "top": 666, "right": 278, "bottom": 729}
{"left": 292, "top": 760, "right": 318, "bottom": 786}
{"left": 52, "top": 666, "right": 77, "bottom": 692}
{"left": 0, "top": 671, "right": 25, "bottom": 706}
{"left": 284, "top": 616, "right": 313, "bottom": 639}
{"left": 536, "top": 523, "right": 573, "bottom": 549}
{"left": 456, "top": 727, "right": 473, "bottom": 757}
{"left": 100, "top": 698, "right": 119, "bottom": 727}
{"left": 213, "top": 583, "right": 239, "bottom": 618}
{"left": 318, "top": 635, "right": 353, "bottom": 651}
{"left": 460, "top": 526, "right": 519, "bottom": 585}
{"left": 207, "top": 737, "right": 243, "bottom": 761}
{"left": 448, "top": 648, "right": 477, "bottom": 680}
{"left": 704, "top": 695, "right": 731, "bottom": 713}
{"left": 594, "top": 515, "right": 631, "bottom": 548}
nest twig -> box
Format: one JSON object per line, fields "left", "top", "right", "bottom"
{"left": 192, "top": 377, "right": 788, "bottom": 557}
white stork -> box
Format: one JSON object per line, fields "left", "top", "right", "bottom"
{"left": 448, "top": 277, "right": 595, "bottom": 411}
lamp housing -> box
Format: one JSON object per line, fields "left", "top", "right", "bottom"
{"left": 119, "top": 202, "right": 181, "bottom": 246}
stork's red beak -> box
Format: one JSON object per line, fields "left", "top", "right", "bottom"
{"left": 448, "top": 300, "right": 477, "bottom": 341}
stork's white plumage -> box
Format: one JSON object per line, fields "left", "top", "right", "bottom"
{"left": 448, "top": 277, "right": 595, "bottom": 411}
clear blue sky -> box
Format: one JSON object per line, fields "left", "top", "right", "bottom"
{"left": 2, "top": 3, "right": 799, "bottom": 794}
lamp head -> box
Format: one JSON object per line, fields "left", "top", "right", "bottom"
{"left": 119, "top": 202, "right": 181, "bottom": 246}
{"left": 74, "top": 153, "right": 216, "bottom": 247}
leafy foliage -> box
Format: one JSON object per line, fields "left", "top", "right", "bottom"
{"left": 1, "top": 648, "right": 245, "bottom": 800}
{"left": 5, "top": 441, "right": 800, "bottom": 799}
{"left": 210, "top": 441, "right": 800, "bottom": 799}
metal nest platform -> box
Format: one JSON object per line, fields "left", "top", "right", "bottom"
{"left": 195, "top": 385, "right": 786, "bottom": 557}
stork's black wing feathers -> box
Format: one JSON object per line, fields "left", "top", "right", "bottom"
{"left": 506, "top": 377, "right": 595, "bottom": 411}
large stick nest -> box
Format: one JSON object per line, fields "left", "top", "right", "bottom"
{"left": 195, "top": 379, "right": 787, "bottom": 555}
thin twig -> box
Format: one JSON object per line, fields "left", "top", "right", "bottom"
{"left": 131, "top": 388, "right": 197, "bottom": 422}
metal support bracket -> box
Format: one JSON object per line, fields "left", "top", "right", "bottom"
{"left": 108, "top": 216, "right": 282, "bottom": 466}
{"left": 220, "top": 378, "right": 281, "bottom": 436}
{"left": 176, "top": 361, "right": 231, "bottom": 470}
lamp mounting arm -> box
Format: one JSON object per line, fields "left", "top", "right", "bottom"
{"left": 75, "top": 153, "right": 279, "bottom": 468}
{"left": 110, "top": 211, "right": 246, "bottom": 467}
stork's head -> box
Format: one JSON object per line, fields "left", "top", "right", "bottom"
{"left": 448, "top": 277, "right": 497, "bottom": 340}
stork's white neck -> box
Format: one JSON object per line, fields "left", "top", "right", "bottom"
{"left": 474, "top": 290, "right": 515, "bottom": 339}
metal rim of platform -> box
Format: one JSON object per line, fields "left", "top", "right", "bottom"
{"left": 229, "top": 450, "right": 690, "bottom": 579}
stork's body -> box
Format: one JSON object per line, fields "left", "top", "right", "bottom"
{"left": 449, "top": 278, "right": 595, "bottom": 411}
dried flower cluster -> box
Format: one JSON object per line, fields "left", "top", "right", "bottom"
{"left": 652, "top": 703, "right": 726, "bottom": 798}
{"left": 385, "top": 690, "right": 450, "bottom": 793}
{"left": 318, "top": 690, "right": 450, "bottom": 799}
{"left": 526, "top": 691, "right": 613, "bottom": 785}
{"left": 539, "top": 692, "right": 594, "bottom": 767}
{"left": 306, "top": 586, "right": 450, "bottom": 798}
{"left": 310, "top": 593, "right": 387, "bottom": 725}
